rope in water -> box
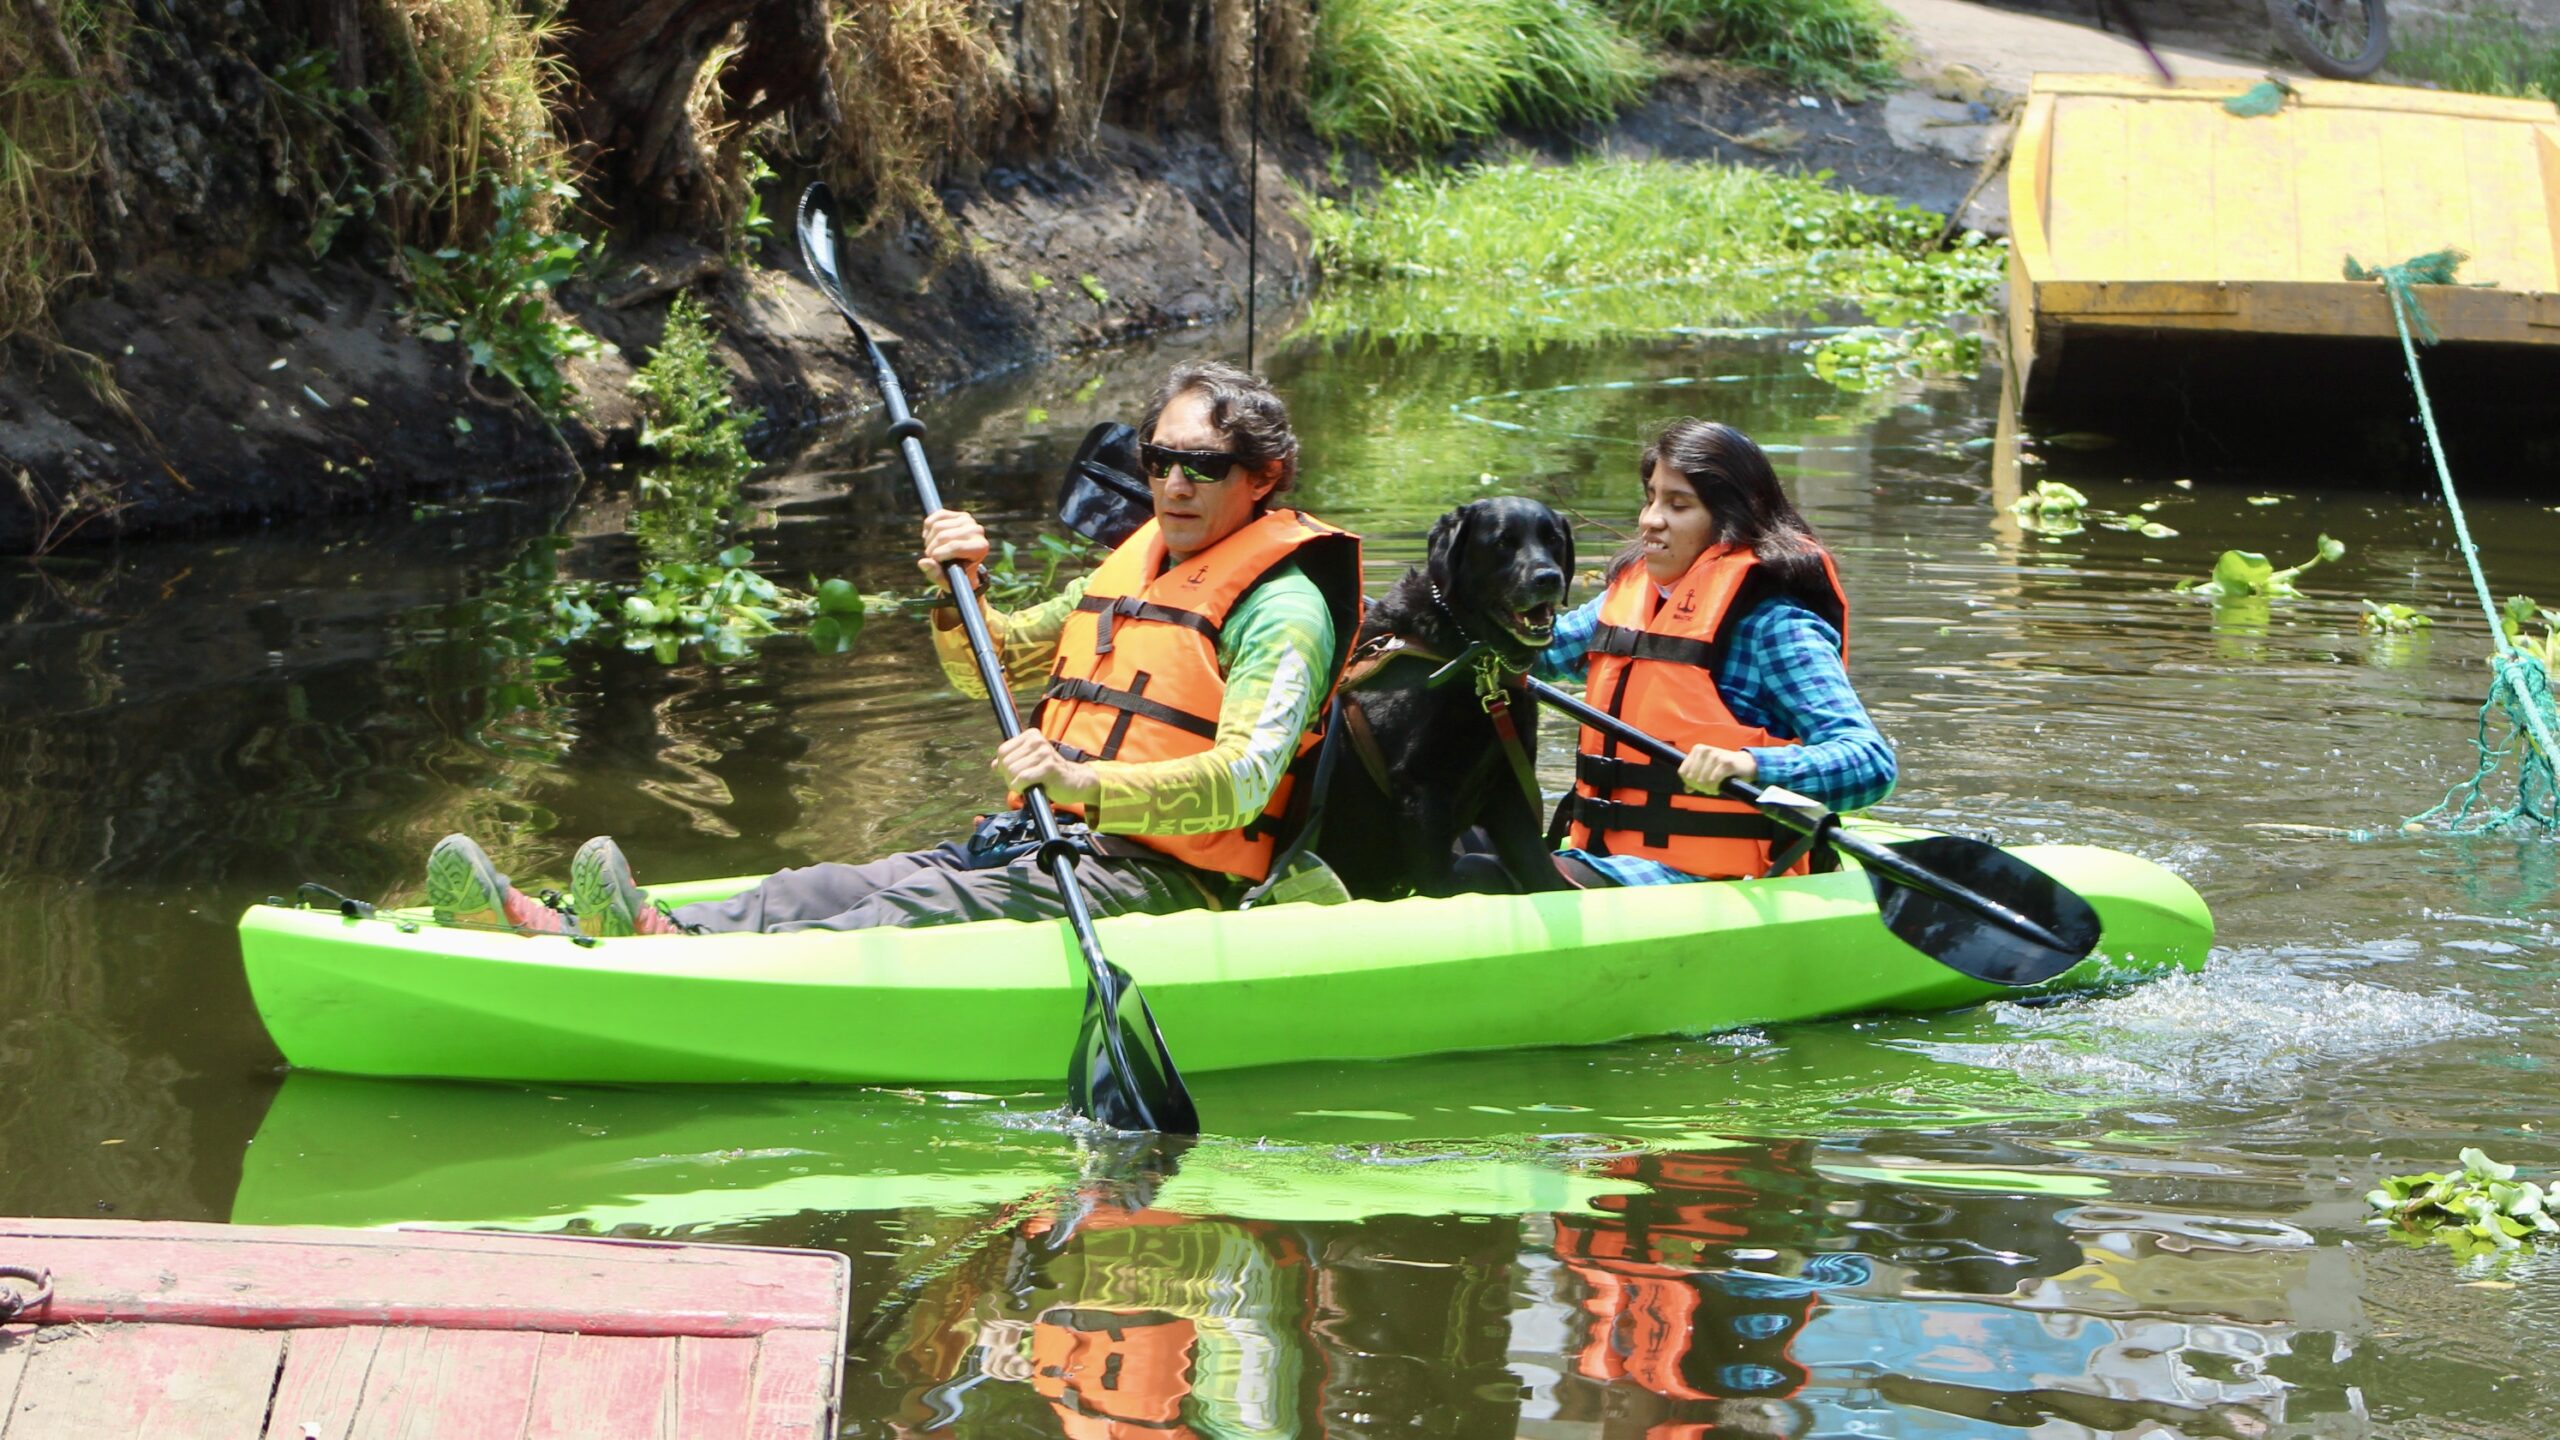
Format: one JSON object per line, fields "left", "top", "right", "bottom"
{"left": 2357, "top": 250, "right": 2560, "bottom": 831}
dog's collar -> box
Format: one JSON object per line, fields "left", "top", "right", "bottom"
{"left": 1426, "top": 582, "right": 1534, "bottom": 686}
{"left": 1426, "top": 582, "right": 1480, "bottom": 645}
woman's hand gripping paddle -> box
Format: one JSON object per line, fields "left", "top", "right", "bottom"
{"left": 797, "top": 184, "right": 1199, "bottom": 1135}
{"left": 1524, "top": 677, "right": 2101, "bottom": 986}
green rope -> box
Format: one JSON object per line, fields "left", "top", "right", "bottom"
{"left": 2353, "top": 250, "right": 2560, "bottom": 832}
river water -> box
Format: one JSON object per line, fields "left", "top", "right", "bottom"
{"left": 3, "top": 320, "right": 2555, "bottom": 1437}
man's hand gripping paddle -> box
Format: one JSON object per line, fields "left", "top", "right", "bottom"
{"left": 1525, "top": 677, "right": 2101, "bottom": 986}
{"left": 797, "top": 184, "right": 1198, "bottom": 1135}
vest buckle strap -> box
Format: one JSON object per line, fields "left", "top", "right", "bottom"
{"left": 1074, "top": 593, "right": 1221, "bottom": 657}
{"left": 1567, "top": 794, "right": 1780, "bottom": 842}
{"left": 1589, "top": 623, "right": 1717, "bottom": 669}
{"left": 1574, "top": 752, "right": 1680, "bottom": 794}
{"left": 1041, "top": 676, "right": 1221, "bottom": 742}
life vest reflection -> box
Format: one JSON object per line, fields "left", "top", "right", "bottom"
{"left": 880, "top": 1134, "right": 2307, "bottom": 1437}
{"left": 897, "top": 1204, "right": 1309, "bottom": 1440}
{"left": 1544, "top": 1144, "right": 1827, "bottom": 1437}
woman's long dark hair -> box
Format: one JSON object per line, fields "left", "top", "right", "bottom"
{"left": 1607, "top": 419, "right": 1827, "bottom": 592}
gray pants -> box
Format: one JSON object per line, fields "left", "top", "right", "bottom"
{"left": 668, "top": 839, "right": 1225, "bottom": 934}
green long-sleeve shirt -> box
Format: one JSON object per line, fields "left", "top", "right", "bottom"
{"left": 933, "top": 564, "right": 1335, "bottom": 836}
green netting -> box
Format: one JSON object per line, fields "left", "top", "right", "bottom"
{"left": 2351, "top": 250, "right": 2560, "bottom": 832}
{"left": 2223, "top": 79, "right": 2293, "bottom": 118}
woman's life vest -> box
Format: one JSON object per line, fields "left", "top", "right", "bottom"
{"left": 1026, "top": 508, "right": 1361, "bottom": 882}
{"left": 1564, "top": 543, "right": 1848, "bottom": 878}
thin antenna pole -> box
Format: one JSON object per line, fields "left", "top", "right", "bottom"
{"left": 1246, "top": 0, "right": 1261, "bottom": 370}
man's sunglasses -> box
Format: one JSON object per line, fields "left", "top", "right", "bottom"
{"left": 1139, "top": 442, "right": 1244, "bottom": 484}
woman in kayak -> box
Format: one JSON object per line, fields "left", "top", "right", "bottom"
{"left": 420, "top": 360, "right": 1360, "bottom": 936}
{"left": 1537, "top": 418, "right": 1894, "bottom": 887}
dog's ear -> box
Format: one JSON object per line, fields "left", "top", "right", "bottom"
{"left": 1555, "top": 509, "right": 1577, "bottom": 589}
{"left": 1425, "top": 501, "right": 1480, "bottom": 588}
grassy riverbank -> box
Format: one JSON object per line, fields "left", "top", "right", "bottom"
{"left": 1307, "top": 0, "right": 1900, "bottom": 152}
{"left": 2390, "top": 14, "right": 2560, "bottom": 99}
{"left": 1302, "top": 157, "right": 2002, "bottom": 388}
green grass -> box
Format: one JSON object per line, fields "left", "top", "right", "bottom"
{"left": 1609, "top": 0, "right": 1902, "bottom": 97}
{"left": 2388, "top": 14, "right": 2560, "bottom": 100}
{"left": 1300, "top": 157, "right": 2002, "bottom": 386}
{"left": 1309, "top": 0, "right": 1655, "bottom": 152}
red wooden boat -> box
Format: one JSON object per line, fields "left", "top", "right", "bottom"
{"left": 0, "top": 1217, "right": 848, "bottom": 1437}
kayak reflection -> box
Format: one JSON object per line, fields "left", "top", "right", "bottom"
{"left": 231, "top": 1052, "right": 2353, "bottom": 1436}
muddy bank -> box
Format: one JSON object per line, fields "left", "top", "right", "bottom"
{"left": 2, "top": 121, "right": 1312, "bottom": 552}
{"left": 0, "top": 5, "right": 1986, "bottom": 553}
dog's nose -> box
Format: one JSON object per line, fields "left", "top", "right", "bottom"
{"left": 1530, "top": 565, "right": 1565, "bottom": 597}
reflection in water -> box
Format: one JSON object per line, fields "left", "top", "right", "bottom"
{"left": 12, "top": 317, "right": 2560, "bottom": 1432}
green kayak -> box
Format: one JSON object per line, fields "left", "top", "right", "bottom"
{"left": 237, "top": 831, "right": 2211, "bottom": 1085}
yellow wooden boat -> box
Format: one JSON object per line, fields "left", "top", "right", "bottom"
{"left": 2006, "top": 74, "right": 2560, "bottom": 440}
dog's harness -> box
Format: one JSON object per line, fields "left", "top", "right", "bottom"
{"left": 1335, "top": 588, "right": 1543, "bottom": 813}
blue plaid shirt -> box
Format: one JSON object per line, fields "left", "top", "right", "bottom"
{"left": 1536, "top": 590, "right": 1896, "bottom": 886}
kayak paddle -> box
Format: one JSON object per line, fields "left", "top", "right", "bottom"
{"left": 796, "top": 184, "right": 1200, "bottom": 1136}
{"left": 1523, "top": 676, "right": 2101, "bottom": 986}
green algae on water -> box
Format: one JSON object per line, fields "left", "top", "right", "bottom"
{"left": 1300, "top": 158, "right": 2003, "bottom": 389}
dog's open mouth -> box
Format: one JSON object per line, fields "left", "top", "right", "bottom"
{"left": 1505, "top": 601, "right": 1558, "bottom": 646}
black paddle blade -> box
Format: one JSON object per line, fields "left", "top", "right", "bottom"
{"left": 794, "top": 184, "right": 861, "bottom": 322}
{"left": 1066, "top": 961, "right": 1200, "bottom": 1135}
{"left": 1869, "top": 836, "right": 2103, "bottom": 987}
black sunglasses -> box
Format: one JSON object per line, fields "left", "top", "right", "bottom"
{"left": 1139, "top": 442, "right": 1245, "bottom": 484}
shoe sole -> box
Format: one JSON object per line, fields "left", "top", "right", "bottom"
{"left": 571, "top": 836, "right": 641, "bottom": 938}
{"left": 426, "top": 835, "right": 507, "bottom": 926}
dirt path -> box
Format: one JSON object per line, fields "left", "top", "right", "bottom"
{"left": 1870, "top": 0, "right": 2279, "bottom": 231}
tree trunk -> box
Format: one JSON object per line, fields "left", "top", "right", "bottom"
{"left": 552, "top": 0, "right": 833, "bottom": 233}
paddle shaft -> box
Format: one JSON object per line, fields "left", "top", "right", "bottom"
{"left": 852, "top": 334, "right": 1117, "bottom": 969}
{"left": 1524, "top": 677, "right": 2083, "bottom": 954}
{"left": 795, "top": 184, "right": 1195, "bottom": 1131}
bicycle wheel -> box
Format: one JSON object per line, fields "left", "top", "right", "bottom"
{"left": 2264, "top": 0, "right": 2390, "bottom": 79}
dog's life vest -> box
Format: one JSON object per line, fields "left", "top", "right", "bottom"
{"left": 1564, "top": 542, "right": 1848, "bottom": 878}
{"left": 1026, "top": 508, "right": 1361, "bottom": 882}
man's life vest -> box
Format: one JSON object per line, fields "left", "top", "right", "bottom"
{"left": 1032, "top": 1306, "right": 1201, "bottom": 1440}
{"left": 1563, "top": 542, "right": 1848, "bottom": 878}
{"left": 1025, "top": 507, "right": 1361, "bottom": 882}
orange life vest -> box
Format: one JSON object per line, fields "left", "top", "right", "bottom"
{"left": 1032, "top": 1306, "right": 1200, "bottom": 1440}
{"left": 1026, "top": 508, "right": 1361, "bottom": 882}
{"left": 1555, "top": 1150, "right": 1815, "bottom": 1410}
{"left": 1564, "top": 543, "right": 1848, "bottom": 878}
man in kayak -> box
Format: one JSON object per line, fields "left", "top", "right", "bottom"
{"left": 423, "top": 360, "right": 1361, "bottom": 934}
{"left": 1538, "top": 418, "right": 1894, "bottom": 886}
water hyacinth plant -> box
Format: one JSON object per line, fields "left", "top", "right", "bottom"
{"left": 2368, "top": 1148, "right": 2560, "bottom": 1262}
{"left": 2009, "top": 479, "right": 2088, "bottom": 522}
{"left": 2176, "top": 535, "right": 2346, "bottom": 599}
{"left": 1301, "top": 158, "right": 2003, "bottom": 387}
{"left": 2360, "top": 601, "right": 2431, "bottom": 635}
{"left": 2500, "top": 595, "right": 2560, "bottom": 678}
{"left": 618, "top": 546, "right": 865, "bottom": 663}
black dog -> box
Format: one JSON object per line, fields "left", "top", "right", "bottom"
{"left": 1312, "top": 497, "right": 1576, "bottom": 899}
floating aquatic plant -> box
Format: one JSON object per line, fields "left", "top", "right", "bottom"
{"left": 2176, "top": 535, "right": 2345, "bottom": 599}
{"left": 2500, "top": 595, "right": 2560, "bottom": 678}
{"left": 2368, "top": 1148, "right": 2560, "bottom": 1261}
{"left": 619, "top": 545, "right": 863, "bottom": 663}
{"left": 2361, "top": 601, "right": 2432, "bottom": 635}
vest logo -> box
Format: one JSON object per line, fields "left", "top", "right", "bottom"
{"left": 1184, "top": 565, "right": 1209, "bottom": 585}
{"left": 1672, "top": 588, "right": 1698, "bottom": 620}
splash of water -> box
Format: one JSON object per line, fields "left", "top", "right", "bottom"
{"left": 1932, "top": 954, "right": 2504, "bottom": 1102}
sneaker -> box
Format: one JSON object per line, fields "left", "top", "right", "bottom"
{"left": 570, "top": 835, "right": 681, "bottom": 937}
{"left": 426, "top": 833, "right": 569, "bottom": 935}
